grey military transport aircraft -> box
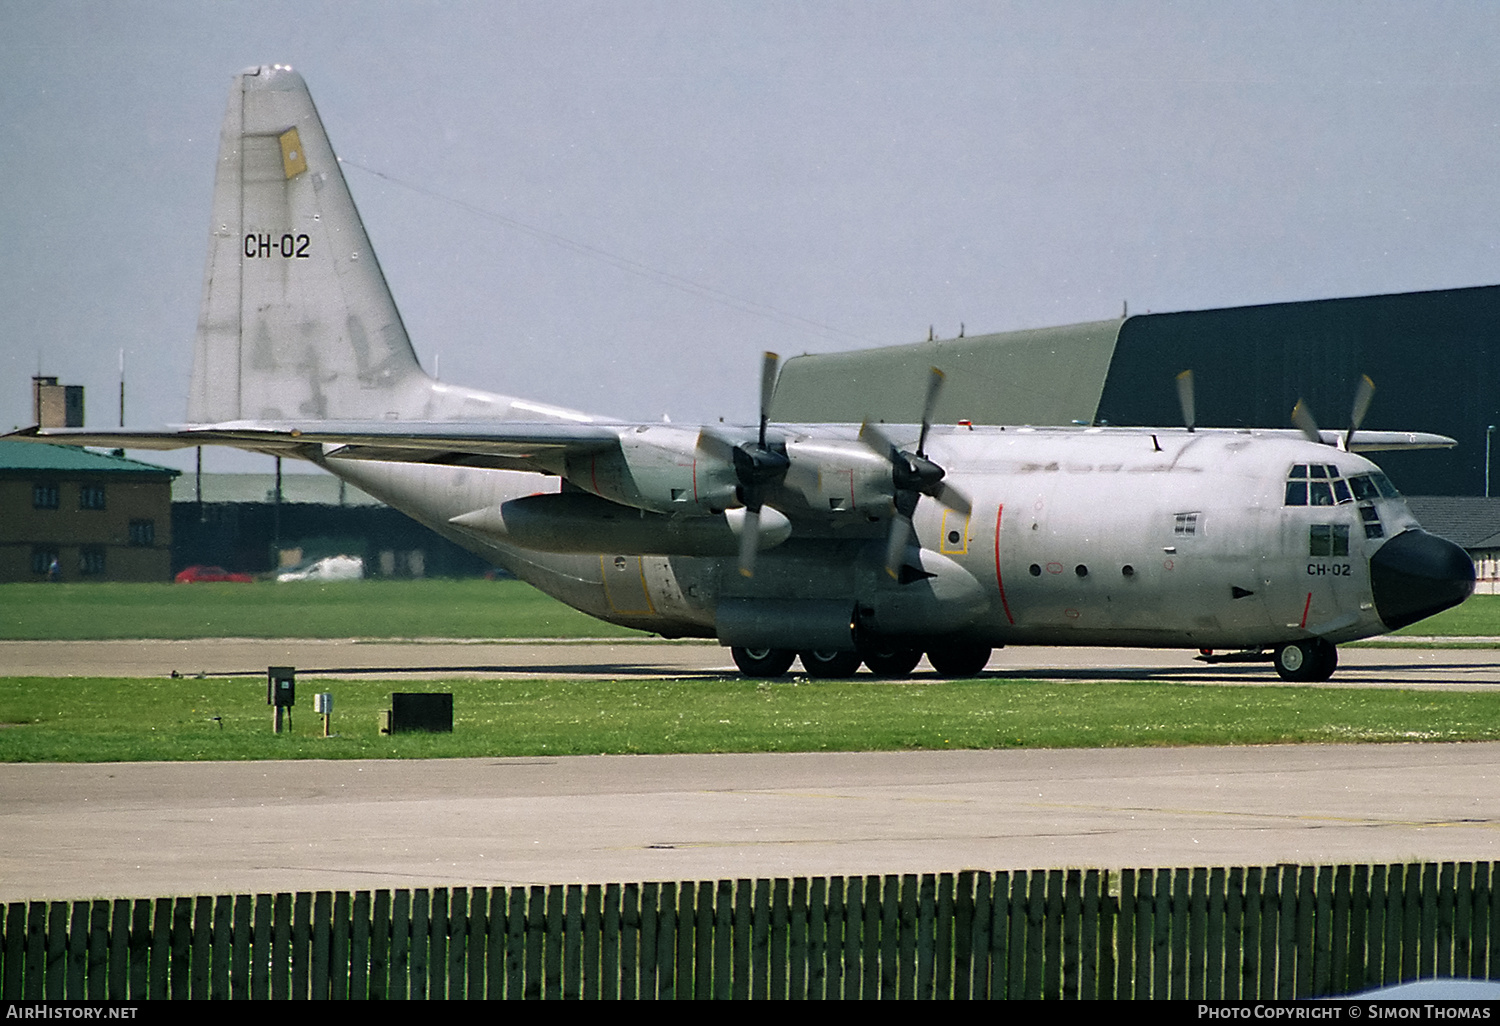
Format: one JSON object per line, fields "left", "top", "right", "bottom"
{"left": 10, "top": 66, "right": 1477, "bottom": 681}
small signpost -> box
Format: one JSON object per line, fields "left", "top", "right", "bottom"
{"left": 267, "top": 666, "right": 295, "bottom": 733}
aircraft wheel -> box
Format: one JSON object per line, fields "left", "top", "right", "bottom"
{"left": 1272, "top": 639, "right": 1338, "bottom": 682}
{"left": 799, "top": 650, "right": 863, "bottom": 679}
{"left": 731, "top": 647, "right": 796, "bottom": 678}
{"left": 860, "top": 643, "right": 923, "bottom": 678}
{"left": 926, "top": 643, "right": 992, "bottom": 678}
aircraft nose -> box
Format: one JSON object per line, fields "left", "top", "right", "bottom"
{"left": 1369, "top": 529, "right": 1475, "bottom": 630}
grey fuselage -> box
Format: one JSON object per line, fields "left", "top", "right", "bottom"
{"left": 319, "top": 424, "right": 1443, "bottom": 652}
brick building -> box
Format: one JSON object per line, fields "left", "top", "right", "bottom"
{"left": 0, "top": 441, "right": 178, "bottom": 582}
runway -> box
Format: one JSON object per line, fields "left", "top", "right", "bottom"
{"left": 2, "top": 636, "right": 1497, "bottom": 688}
{"left": 2, "top": 743, "right": 1497, "bottom": 903}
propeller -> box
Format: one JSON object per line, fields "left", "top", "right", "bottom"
{"left": 1344, "top": 375, "right": 1375, "bottom": 451}
{"left": 1290, "top": 375, "right": 1377, "bottom": 450}
{"left": 729, "top": 352, "right": 790, "bottom": 577}
{"left": 1290, "top": 398, "right": 1322, "bottom": 445}
{"left": 1175, "top": 369, "right": 1196, "bottom": 432}
{"left": 860, "top": 366, "right": 971, "bottom": 579}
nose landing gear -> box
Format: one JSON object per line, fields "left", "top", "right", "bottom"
{"left": 1272, "top": 638, "right": 1338, "bottom": 682}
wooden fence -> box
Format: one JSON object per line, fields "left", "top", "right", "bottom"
{"left": 3, "top": 862, "right": 1496, "bottom": 999}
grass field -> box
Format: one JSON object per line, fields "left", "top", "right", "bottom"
{"left": 0, "top": 579, "right": 643, "bottom": 640}
{"left": 0, "top": 580, "right": 1495, "bottom": 641}
{"left": 2, "top": 674, "right": 1499, "bottom": 763}
{"left": 3, "top": 581, "right": 1494, "bottom": 764}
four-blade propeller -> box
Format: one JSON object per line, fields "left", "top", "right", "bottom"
{"left": 859, "top": 367, "right": 971, "bottom": 579}
{"left": 726, "top": 352, "right": 791, "bottom": 577}
{"left": 715, "top": 355, "right": 971, "bottom": 581}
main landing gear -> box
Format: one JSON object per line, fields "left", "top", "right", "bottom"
{"left": 860, "top": 643, "right": 923, "bottom": 678}
{"left": 728, "top": 643, "right": 994, "bottom": 680}
{"left": 729, "top": 647, "right": 796, "bottom": 677}
{"left": 1272, "top": 638, "right": 1338, "bottom": 682}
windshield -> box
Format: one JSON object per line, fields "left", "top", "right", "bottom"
{"left": 1284, "top": 463, "right": 1399, "bottom": 506}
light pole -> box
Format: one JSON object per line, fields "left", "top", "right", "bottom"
{"left": 1488, "top": 425, "right": 1496, "bottom": 498}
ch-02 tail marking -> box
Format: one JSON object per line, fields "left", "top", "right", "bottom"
{"left": 9, "top": 66, "right": 1475, "bottom": 682}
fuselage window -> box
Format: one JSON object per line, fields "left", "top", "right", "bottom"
{"left": 1174, "top": 512, "right": 1200, "bottom": 536}
{"left": 1309, "top": 523, "right": 1350, "bottom": 557}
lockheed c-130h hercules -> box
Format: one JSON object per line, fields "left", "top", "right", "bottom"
{"left": 12, "top": 66, "right": 1476, "bottom": 682}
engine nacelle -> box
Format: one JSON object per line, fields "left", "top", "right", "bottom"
{"left": 562, "top": 426, "right": 739, "bottom": 514}
{"left": 450, "top": 491, "right": 789, "bottom": 556}
{"left": 779, "top": 437, "right": 896, "bottom": 518}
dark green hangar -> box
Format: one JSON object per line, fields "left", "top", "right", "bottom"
{"left": 769, "top": 283, "right": 1500, "bottom": 497}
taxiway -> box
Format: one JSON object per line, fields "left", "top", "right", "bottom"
{"left": 2, "top": 743, "right": 1496, "bottom": 902}
{"left": 2, "top": 637, "right": 1497, "bottom": 688}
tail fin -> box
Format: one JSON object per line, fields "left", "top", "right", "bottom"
{"left": 188, "top": 66, "right": 517, "bottom": 424}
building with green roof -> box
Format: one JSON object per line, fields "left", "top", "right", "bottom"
{"left": 0, "top": 441, "right": 178, "bottom": 582}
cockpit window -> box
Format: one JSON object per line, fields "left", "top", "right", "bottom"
{"left": 1284, "top": 464, "right": 1394, "bottom": 506}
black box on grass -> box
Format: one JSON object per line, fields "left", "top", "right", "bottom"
{"left": 386, "top": 692, "right": 453, "bottom": 733}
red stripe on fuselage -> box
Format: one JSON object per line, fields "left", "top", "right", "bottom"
{"left": 995, "top": 504, "right": 1015, "bottom": 625}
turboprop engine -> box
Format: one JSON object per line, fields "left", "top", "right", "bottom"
{"left": 449, "top": 489, "right": 792, "bottom": 556}
{"left": 561, "top": 426, "right": 739, "bottom": 514}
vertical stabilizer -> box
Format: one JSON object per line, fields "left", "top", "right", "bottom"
{"left": 188, "top": 65, "right": 549, "bottom": 425}
{"left": 189, "top": 65, "right": 430, "bottom": 422}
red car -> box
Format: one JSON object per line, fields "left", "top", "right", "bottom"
{"left": 174, "top": 565, "right": 254, "bottom": 584}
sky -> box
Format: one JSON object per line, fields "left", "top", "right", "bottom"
{"left": 3, "top": 1, "right": 1500, "bottom": 473}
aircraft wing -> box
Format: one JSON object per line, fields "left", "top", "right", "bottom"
{"left": 7, "top": 422, "right": 1459, "bottom": 474}
{"left": 1236, "top": 428, "right": 1456, "bottom": 451}
{"left": 4, "top": 421, "right": 626, "bottom": 474}
{"left": 1333, "top": 431, "right": 1456, "bottom": 452}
